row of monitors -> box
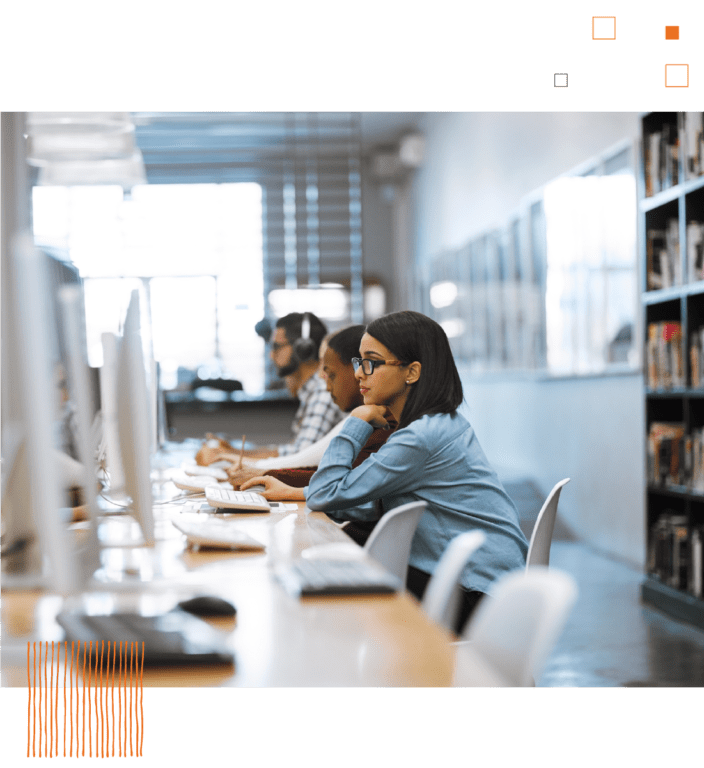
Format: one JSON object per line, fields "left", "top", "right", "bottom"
{"left": 2, "top": 236, "right": 157, "bottom": 593}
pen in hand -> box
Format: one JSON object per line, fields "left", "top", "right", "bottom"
{"left": 238, "top": 435, "right": 246, "bottom": 469}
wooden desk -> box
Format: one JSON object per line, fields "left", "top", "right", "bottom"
{"left": 2, "top": 496, "right": 458, "bottom": 687}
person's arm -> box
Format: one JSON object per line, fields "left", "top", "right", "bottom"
{"left": 351, "top": 417, "right": 397, "bottom": 467}
{"left": 265, "top": 467, "right": 317, "bottom": 487}
{"left": 305, "top": 414, "right": 428, "bottom": 514}
{"left": 240, "top": 475, "right": 306, "bottom": 501}
{"left": 257, "top": 417, "right": 347, "bottom": 469}
{"left": 277, "top": 386, "right": 343, "bottom": 456}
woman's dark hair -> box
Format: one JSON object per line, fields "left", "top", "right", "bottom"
{"left": 326, "top": 324, "right": 366, "bottom": 365}
{"left": 365, "top": 310, "right": 463, "bottom": 429}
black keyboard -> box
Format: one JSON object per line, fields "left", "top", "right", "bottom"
{"left": 275, "top": 558, "right": 402, "bottom": 597}
{"left": 56, "top": 611, "right": 234, "bottom": 667}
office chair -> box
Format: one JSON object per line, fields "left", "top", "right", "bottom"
{"left": 364, "top": 500, "right": 427, "bottom": 582}
{"left": 454, "top": 566, "right": 578, "bottom": 687}
{"left": 525, "top": 478, "right": 570, "bottom": 569}
{"left": 421, "top": 530, "right": 486, "bottom": 633}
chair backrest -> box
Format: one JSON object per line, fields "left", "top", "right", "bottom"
{"left": 364, "top": 500, "right": 426, "bottom": 582}
{"left": 461, "top": 566, "right": 577, "bottom": 687}
{"left": 421, "top": 530, "right": 486, "bottom": 632}
{"left": 525, "top": 478, "right": 570, "bottom": 569}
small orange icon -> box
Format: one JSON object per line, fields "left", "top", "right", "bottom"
{"left": 665, "top": 64, "right": 689, "bottom": 88}
{"left": 665, "top": 26, "right": 679, "bottom": 40}
{"left": 592, "top": 16, "right": 616, "bottom": 40}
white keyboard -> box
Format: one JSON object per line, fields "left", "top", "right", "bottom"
{"left": 171, "top": 472, "right": 228, "bottom": 493}
{"left": 274, "top": 558, "right": 401, "bottom": 597}
{"left": 205, "top": 486, "right": 271, "bottom": 512}
{"left": 172, "top": 519, "right": 265, "bottom": 551}
{"left": 181, "top": 463, "right": 229, "bottom": 481}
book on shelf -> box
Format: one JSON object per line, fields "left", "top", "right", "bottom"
{"left": 646, "top": 220, "right": 680, "bottom": 290}
{"left": 646, "top": 132, "right": 659, "bottom": 197}
{"left": 690, "top": 325, "right": 704, "bottom": 387}
{"left": 689, "top": 426, "right": 704, "bottom": 492}
{"left": 687, "top": 222, "right": 704, "bottom": 283}
{"left": 647, "top": 512, "right": 701, "bottom": 595}
{"left": 691, "top": 527, "right": 703, "bottom": 598}
{"left": 645, "top": 123, "right": 680, "bottom": 197}
{"left": 683, "top": 112, "right": 704, "bottom": 179}
{"left": 646, "top": 321, "right": 684, "bottom": 388}
{"left": 664, "top": 122, "right": 680, "bottom": 189}
{"left": 647, "top": 421, "right": 686, "bottom": 487}
{"left": 648, "top": 423, "right": 704, "bottom": 493}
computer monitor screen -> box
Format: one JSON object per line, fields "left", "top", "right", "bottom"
{"left": 116, "top": 289, "right": 155, "bottom": 546}
{"left": 57, "top": 283, "right": 102, "bottom": 580}
{"left": 99, "top": 331, "right": 126, "bottom": 493}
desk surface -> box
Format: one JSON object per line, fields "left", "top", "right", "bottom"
{"left": 2, "top": 472, "right": 459, "bottom": 687}
{"left": 0, "top": 436, "right": 500, "bottom": 688}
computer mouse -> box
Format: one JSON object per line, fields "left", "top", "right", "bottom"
{"left": 177, "top": 595, "right": 237, "bottom": 618}
{"left": 300, "top": 542, "right": 366, "bottom": 561}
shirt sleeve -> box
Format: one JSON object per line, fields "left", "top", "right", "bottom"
{"left": 257, "top": 417, "right": 347, "bottom": 468}
{"left": 305, "top": 417, "right": 429, "bottom": 514}
{"left": 277, "top": 384, "right": 343, "bottom": 456}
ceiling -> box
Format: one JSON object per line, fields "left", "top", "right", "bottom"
{"left": 132, "top": 111, "right": 423, "bottom": 148}
{"left": 130, "top": 112, "right": 425, "bottom": 185}
{"left": 359, "top": 112, "right": 425, "bottom": 148}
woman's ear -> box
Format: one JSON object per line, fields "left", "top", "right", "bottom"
{"left": 406, "top": 361, "right": 421, "bottom": 385}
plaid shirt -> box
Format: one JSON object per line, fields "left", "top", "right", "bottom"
{"left": 278, "top": 374, "right": 344, "bottom": 456}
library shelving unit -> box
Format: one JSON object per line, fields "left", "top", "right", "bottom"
{"left": 641, "top": 112, "right": 704, "bottom": 629}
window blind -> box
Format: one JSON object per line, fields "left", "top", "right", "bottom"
{"left": 133, "top": 112, "right": 364, "bottom": 322}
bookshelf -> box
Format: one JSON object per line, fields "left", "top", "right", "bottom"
{"left": 641, "top": 112, "right": 704, "bottom": 629}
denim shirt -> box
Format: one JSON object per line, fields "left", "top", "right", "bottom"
{"left": 305, "top": 412, "right": 528, "bottom": 595}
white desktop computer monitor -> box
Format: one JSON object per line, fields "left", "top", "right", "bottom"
{"left": 57, "top": 284, "right": 103, "bottom": 581}
{"left": 116, "top": 289, "right": 156, "bottom": 546}
{"left": 99, "top": 331, "right": 126, "bottom": 493}
{"left": 1, "top": 235, "right": 78, "bottom": 593}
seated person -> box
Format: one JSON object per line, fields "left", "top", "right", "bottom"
{"left": 196, "top": 311, "right": 343, "bottom": 464}
{"left": 303, "top": 310, "right": 529, "bottom": 635}
{"left": 232, "top": 324, "right": 397, "bottom": 503}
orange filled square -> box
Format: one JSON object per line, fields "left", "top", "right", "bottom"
{"left": 665, "top": 26, "right": 679, "bottom": 40}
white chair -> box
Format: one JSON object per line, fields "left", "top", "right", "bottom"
{"left": 421, "top": 530, "right": 486, "bottom": 632}
{"left": 454, "top": 566, "right": 577, "bottom": 687}
{"left": 525, "top": 478, "right": 570, "bottom": 569}
{"left": 364, "top": 500, "right": 427, "bottom": 582}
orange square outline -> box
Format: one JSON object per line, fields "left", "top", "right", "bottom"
{"left": 665, "top": 63, "right": 689, "bottom": 88}
{"left": 665, "top": 26, "right": 679, "bottom": 40}
{"left": 592, "top": 16, "right": 616, "bottom": 40}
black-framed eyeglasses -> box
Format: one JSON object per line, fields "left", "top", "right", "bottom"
{"left": 351, "top": 357, "right": 405, "bottom": 375}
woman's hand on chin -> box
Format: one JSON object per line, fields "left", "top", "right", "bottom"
{"left": 350, "top": 404, "right": 391, "bottom": 430}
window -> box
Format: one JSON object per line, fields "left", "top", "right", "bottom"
{"left": 31, "top": 112, "right": 369, "bottom": 392}
{"left": 544, "top": 147, "right": 638, "bottom": 374}
{"left": 425, "top": 142, "right": 638, "bottom": 376}
{"left": 32, "top": 182, "right": 265, "bottom": 393}
{"left": 131, "top": 112, "right": 365, "bottom": 325}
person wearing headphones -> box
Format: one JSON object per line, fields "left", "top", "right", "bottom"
{"left": 197, "top": 312, "right": 343, "bottom": 463}
{"left": 270, "top": 312, "right": 344, "bottom": 455}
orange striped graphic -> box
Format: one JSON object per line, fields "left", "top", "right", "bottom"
{"left": 26, "top": 640, "right": 146, "bottom": 758}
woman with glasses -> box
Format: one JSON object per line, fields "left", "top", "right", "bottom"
{"left": 237, "top": 325, "right": 398, "bottom": 544}
{"left": 305, "top": 310, "right": 528, "bottom": 635}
